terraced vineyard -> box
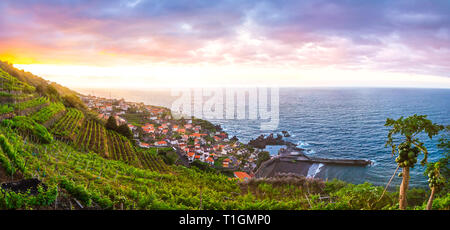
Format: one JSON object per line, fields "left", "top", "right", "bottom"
{"left": 0, "top": 69, "right": 35, "bottom": 93}
{"left": 137, "top": 151, "right": 170, "bottom": 173}
{"left": 72, "top": 119, "right": 169, "bottom": 173}
{"left": 51, "top": 108, "right": 84, "bottom": 140}
{"left": 31, "top": 102, "right": 66, "bottom": 124}
{"left": 0, "top": 130, "right": 27, "bottom": 178}
{"left": 13, "top": 96, "right": 49, "bottom": 111}
{"left": 106, "top": 130, "right": 139, "bottom": 166}
{"left": 19, "top": 139, "right": 242, "bottom": 210}
{"left": 75, "top": 119, "right": 108, "bottom": 156}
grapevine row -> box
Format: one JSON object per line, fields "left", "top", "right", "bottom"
{"left": 13, "top": 96, "right": 49, "bottom": 111}
{"left": 31, "top": 102, "right": 66, "bottom": 124}
{"left": 51, "top": 108, "right": 84, "bottom": 139}
{"left": 76, "top": 119, "right": 107, "bottom": 155}
{"left": 137, "top": 151, "right": 169, "bottom": 173}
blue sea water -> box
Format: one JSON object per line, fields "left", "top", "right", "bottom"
{"left": 77, "top": 87, "right": 450, "bottom": 188}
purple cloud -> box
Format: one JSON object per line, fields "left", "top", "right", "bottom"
{"left": 0, "top": 0, "right": 449, "bottom": 76}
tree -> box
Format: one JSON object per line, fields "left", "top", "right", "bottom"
{"left": 63, "top": 94, "right": 86, "bottom": 110}
{"left": 191, "top": 160, "right": 216, "bottom": 173}
{"left": 117, "top": 123, "right": 133, "bottom": 139}
{"left": 256, "top": 151, "right": 271, "bottom": 169}
{"left": 105, "top": 116, "right": 117, "bottom": 131}
{"left": 46, "top": 84, "right": 61, "bottom": 102}
{"left": 425, "top": 125, "right": 449, "bottom": 210}
{"left": 385, "top": 114, "right": 444, "bottom": 209}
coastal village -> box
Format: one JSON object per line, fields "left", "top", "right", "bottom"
{"left": 80, "top": 94, "right": 257, "bottom": 181}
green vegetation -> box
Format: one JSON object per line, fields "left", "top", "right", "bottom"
{"left": 105, "top": 115, "right": 118, "bottom": 131}
{"left": 51, "top": 108, "right": 84, "bottom": 139}
{"left": 385, "top": 114, "right": 444, "bottom": 209}
{"left": 0, "top": 61, "right": 78, "bottom": 100}
{"left": 136, "top": 149, "right": 170, "bottom": 173}
{"left": 385, "top": 114, "right": 445, "bottom": 209}
{"left": 0, "top": 68, "right": 35, "bottom": 93}
{"left": 2, "top": 116, "right": 53, "bottom": 143}
{"left": 191, "top": 117, "right": 218, "bottom": 132}
{"left": 105, "top": 116, "right": 133, "bottom": 139}
{"left": 117, "top": 123, "right": 133, "bottom": 139}
{"left": 0, "top": 104, "right": 13, "bottom": 115}
{"left": 0, "top": 134, "right": 26, "bottom": 174}
{"left": 105, "top": 129, "right": 138, "bottom": 165}
{"left": 146, "top": 147, "right": 178, "bottom": 165}
{"left": 256, "top": 151, "right": 270, "bottom": 169}
{"left": 121, "top": 113, "right": 148, "bottom": 126}
{"left": 424, "top": 126, "right": 450, "bottom": 209}
{"left": 0, "top": 92, "right": 12, "bottom": 97}
{"left": 13, "top": 96, "right": 49, "bottom": 111}
{"left": 31, "top": 102, "right": 66, "bottom": 124}
{"left": 76, "top": 119, "right": 108, "bottom": 156}
{"left": 0, "top": 185, "right": 58, "bottom": 209}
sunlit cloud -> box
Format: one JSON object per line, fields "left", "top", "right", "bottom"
{"left": 1, "top": 0, "right": 450, "bottom": 88}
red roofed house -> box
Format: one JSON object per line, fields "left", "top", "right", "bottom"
{"left": 139, "top": 142, "right": 150, "bottom": 148}
{"left": 190, "top": 133, "right": 207, "bottom": 138}
{"left": 222, "top": 158, "right": 230, "bottom": 168}
{"left": 155, "top": 141, "right": 168, "bottom": 147}
{"left": 187, "top": 152, "right": 195, "bottom": 162}
{"left": 222, "top": 161, "right": 229, "bottom": 168}
{"left": 127, "top": 124, "right": 136, "bottom": 131}
{"left": 205, "top": 157, "right": 214, "bottom": 165}
{"left": 142, "top": 123, "right": 155, "bottom": 134}
{"left": 233, "top": 172, "right": 252, "bottom": 181}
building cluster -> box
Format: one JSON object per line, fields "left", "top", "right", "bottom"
{"left": 80, "top": 94, "right": 259, "bottom": 175}
{"left": 81, "top": 95, "right": 130, "bottom": 125}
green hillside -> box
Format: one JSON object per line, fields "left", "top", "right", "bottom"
{"left": 0, "top": 63, "right": 448, "bottom": 210}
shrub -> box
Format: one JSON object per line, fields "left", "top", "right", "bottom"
{"left": 324, "top": 182, "right": 396, "bottom": 210}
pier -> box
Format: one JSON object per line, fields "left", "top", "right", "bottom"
{"left": 255, "top": 150, "right": 372, "bottom": 178}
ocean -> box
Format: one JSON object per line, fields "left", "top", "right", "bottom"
{"left": 75, "top": 87, "right": 450, "bottom": 188}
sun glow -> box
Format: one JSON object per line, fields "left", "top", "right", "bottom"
{"left": 13, "top": 63, "right": 450, "bottom": 89}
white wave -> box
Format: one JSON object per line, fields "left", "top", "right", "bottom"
{"left": 296, "top": 141, "right": 310, "bottom": 148}
{"left": 306, "top": 163, "right": 324, "bottom": 178}
{"left": 305, "top": 149, "right": 316, "bottom": 154}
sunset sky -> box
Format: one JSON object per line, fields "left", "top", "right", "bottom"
{"left": 1, "top": 0, "right": 450, "bottom": 88}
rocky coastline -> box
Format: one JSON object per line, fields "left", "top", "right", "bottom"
{"left": 248, "top": 132, "right": 299, "bottom": 150}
